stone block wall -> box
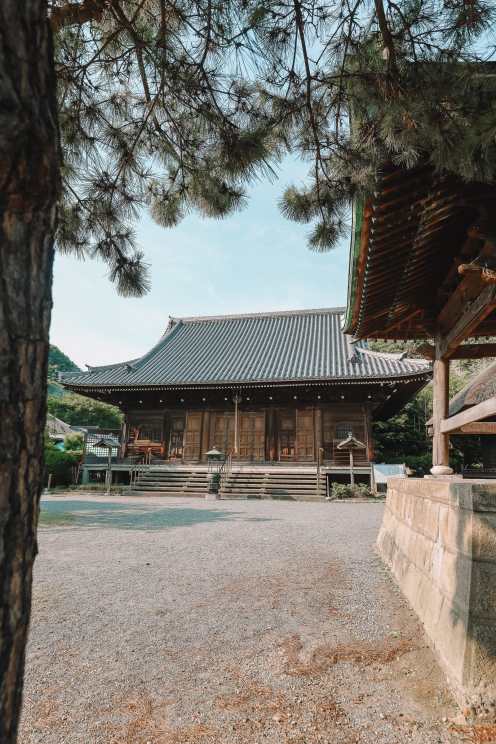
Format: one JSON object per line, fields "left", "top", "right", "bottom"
{"left": 377, "top": 477, "right": 496, "bottom": 720}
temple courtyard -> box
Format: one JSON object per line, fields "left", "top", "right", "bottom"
{"left": 19, "top": 495, "right": 480, "bottom": 744}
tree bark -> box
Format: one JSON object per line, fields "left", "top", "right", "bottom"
{"left": 0, "top": 2, "right": 59, "bottom": 741}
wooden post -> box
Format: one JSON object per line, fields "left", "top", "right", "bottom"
{"left": 233, "top": 394, "right": 241, "bottom": 456}
{"left": 315, "top": 407, "right": 322, "bottom": 461}
{"left": 119, "top": 416, "right": 128, "bottom": 458}
{"left": 264, "top": 407, "right": 276, "bottom": 462}
{"left": 363, "top": 405, "right": 374, "bottom": 462}
{"left": 200, "top": 410, "right": 210, "bottom": 461}
{"left": 106, "top": 446, "right": 112, "bottom": 495}
{"left": 431, "top": 355, "right": 453, "bottom": 476}
{"left": 349, "top": 449, "right": 355, "bottom": 487}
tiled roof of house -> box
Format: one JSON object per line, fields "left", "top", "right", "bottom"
{"left": 61, "top": 307, "right": 430, "bottom": 389}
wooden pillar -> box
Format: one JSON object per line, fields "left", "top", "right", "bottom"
{"left": 265, "top": 408, "right": 272, "bottom": 462}
{"left": 273, "top": 409, "right": 280, "bottom": 462}
{"left": 315, "top": 407, "right": 322, "bottom": 461}
{"left": 200, "top": 410, "right": 210, "bottom": 461}
{"left": 162, "top": 411, "right": 170, "bottom": 460}
{"left": 233, "top": 394, "right": 241, "bottom": 456}
{"left": 119, "top": 415, "right": 128, "bottom": 458}
{"left": 363, "top": 405, "right": 374, "bottom": 462}
{"left": 431, "top": 356, "right": 453, "bottom": 475}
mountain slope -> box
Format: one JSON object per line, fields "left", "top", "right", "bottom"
{"left": 47, "top": 345, "right": 122, "bottom": 428}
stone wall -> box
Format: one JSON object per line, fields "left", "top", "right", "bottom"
{"left": 377, "top": 477, "right": 496, "bottom": 720}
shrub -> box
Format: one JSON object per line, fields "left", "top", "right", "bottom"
{"left": 63, "top": 432, "right": 84, "bottom": 452}
{"left": 329, "top": 482, "right": 373, "bottom": 500}
{"left": 44, "top": 441, "right": 81, "bottom": 487}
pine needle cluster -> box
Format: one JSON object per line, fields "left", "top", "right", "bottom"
{"left": 242, "top": 0, "right": 496, "bottom": 250}
{"left": 51, "top": 0, "right": 496, "bottom": 284}
{"left": 53, "top": 0, "right": 276, "bottom": 294}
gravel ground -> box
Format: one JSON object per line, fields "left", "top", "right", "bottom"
{"left": 19, "top": 495, "right": 468, "bottom": 744}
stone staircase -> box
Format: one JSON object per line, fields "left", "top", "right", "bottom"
{"left": 132, "top": 468, "right": 208, "bottom": 497}
{"left": 132, "top": 466, "right": 327, "bottom": 500}
{"left": 220, "top": 470, "right": 326, "bottom": 500}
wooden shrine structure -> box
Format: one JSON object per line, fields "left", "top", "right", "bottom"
{"left": 344, "top": 163, "right": 496, "bottom": 474}
{"left": 61, "top": 308, "right": 429, "bottom": 472}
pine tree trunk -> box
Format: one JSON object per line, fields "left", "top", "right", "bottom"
{"left": 0, "top": 2, "right": 59, "bottom": 741}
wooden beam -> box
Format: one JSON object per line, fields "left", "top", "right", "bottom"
{"left": 450, "top": 343, "right": 496, "bottom": 359}
{"left": 419, "top": 342, "right": 496, "bottom": 360}
{"left": 450, "top": 422, "right": 496, "bottom": 435}
{"left": 432, "top": 358, "right": 451, "bottom": 470}
{"left": 441, "top": 396, "right": 496, "bottom": 433}
{"left": 437, "top": 272, "right": 482, "bottom": 333}
{"left": 436, "top": 282, "right": 496, "bottom": 359}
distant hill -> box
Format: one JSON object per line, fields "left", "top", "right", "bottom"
{"left": 48, "top": 345, "right": 80, "bottom": 380}
{"left": 47, "top": 345, "right": 122, "bottom": 429}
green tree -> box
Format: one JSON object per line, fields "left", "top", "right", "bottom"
{"left": 44, "top": 437, "right": 81, "bottom": 487}
{"left": 254, "top": 1, "right": 496, "bottom": 249}
{"left": 373, "top": 390, "right": 433, "bottom": 474}
{"left": 63, "top": 432, "right": 84, "bottom": 452}
{"left": 1, "top": 3, "right": 269, "bottom": 737}
{"left": 47, "top": 393, "right": 122, "bottom": 428}
{"left": 2, "top": 1, "right": 494, "bottom": 739}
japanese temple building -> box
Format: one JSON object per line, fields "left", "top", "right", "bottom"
{"left": 62, "top": 307, "right": 429, "bottom": 472}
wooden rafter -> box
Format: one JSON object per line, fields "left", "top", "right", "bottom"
{"left": 381, "top": 309, "right": 423, "bottom": 337}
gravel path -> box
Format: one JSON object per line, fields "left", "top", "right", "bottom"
{"left": 19, "top": 495, "right": 464, "bottom": 744}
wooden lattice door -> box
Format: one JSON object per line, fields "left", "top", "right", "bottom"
{"left": 169, "top": 416, "right": 185, "bottom": 459}
{"left": 296, "top": 410, "right": 315, "bottom": 461}
{"left": 183, "top": 412, "right": 202, "bottom": 460}
{"left": 211, "top": 413, "right": 235, "bottom": 454}
{"left": 322, "top": 410, "right": 334, "bottom": 461}
{"left": 239, "top": 412, "right": 265, "bottom": 461}
{"left": 278, "top": 410, "right": 296, "bottom": 461}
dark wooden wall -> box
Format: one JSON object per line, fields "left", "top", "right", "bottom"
{"left": 125, "top": 402, "right": 373, "bottom": 464}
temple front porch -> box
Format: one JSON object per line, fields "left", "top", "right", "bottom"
{"left": 79, "top": 460, "right": 374, "bottom": 500}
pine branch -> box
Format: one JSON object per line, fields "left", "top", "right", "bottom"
{"left": 50, "top": 0, "right": 109, "bottom": 31}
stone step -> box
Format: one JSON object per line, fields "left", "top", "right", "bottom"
{"left": 133, "top": 467, "right": 327, "bottom": 500}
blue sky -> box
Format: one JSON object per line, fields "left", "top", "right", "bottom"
{"left": 51, "top": 155, "right": 350, "bottom": 369}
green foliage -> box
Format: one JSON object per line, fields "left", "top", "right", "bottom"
{"left": 47, "top": 393, "right": 122, "bottom": 429}
{"left": 63, "top": 433, "right": 84, "bottom": 452}
{"left": 47, "top": 380, "right": 67, "bottom": 398}
{"left": 51, "top": 0, "right": 496, "bottom": 283}
{"left": 48, "top": 344, "right": 80, "bottom": 380}
{"left": 46, "top": 345, "right": 121, "bottom": 429}
{"left": 373, "top": 392, "right": 432, "bottom": 472}
{"left": 250, "top": 2, "right": 496, "bottom": 250}
{"left": 54, "top": 2, "right": 277, "bottom": 296}
{"left": 44, "top": 439, "right": 81, "bottom": 487}
{"left": 330, "top": 482, "right": 373, "bottom": 500}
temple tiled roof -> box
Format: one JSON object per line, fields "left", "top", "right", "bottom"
{"left": 61, "top": 308, "right": 430, "bottom": 390}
